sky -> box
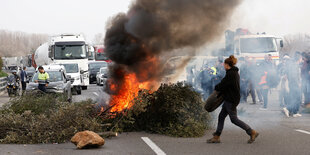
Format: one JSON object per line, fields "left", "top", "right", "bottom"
{"left": 0, "top": 0, "right": 310, "bottom": 42}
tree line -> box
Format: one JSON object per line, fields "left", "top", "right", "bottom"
{"left": 281, "top": 33, "right": 310, "bottom": 55}
{"left": 0, "top": 30, "right": 48, "bottom": 57}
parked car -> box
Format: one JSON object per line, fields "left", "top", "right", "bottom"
{"left": 26, "top": 65, "right": 73, "bottom": 102}
{"left": 88, "top": 61, "right": 108, "bottom": 83}
{"left": 96, "top": 67, "right": 108, "bottom": 86}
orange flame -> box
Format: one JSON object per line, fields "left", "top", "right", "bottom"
{"left": 109, "top": 74, "right": 150, "bottom": 112}
{"left": 108, "top": 55, "right": 160, "bottom": 113}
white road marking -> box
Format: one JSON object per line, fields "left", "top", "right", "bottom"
{"left": 141, "top": 137, "right": 166, "bottom": 155}
{"left": 93, "top": 92, "right": 99, "bottom": 96}
{"left": 295, "top": 129, "right": 310, "bottom": 135}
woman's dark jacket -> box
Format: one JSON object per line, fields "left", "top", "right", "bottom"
{"left": 215, "top": 66, "right": 240, "bottom": 106}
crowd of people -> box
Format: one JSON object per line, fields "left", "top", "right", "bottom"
{"left": 189, "top": 52, "right": 309, "bottom": 118}
{"left": 238, "top": 52, "right": 310, "bottom": 117}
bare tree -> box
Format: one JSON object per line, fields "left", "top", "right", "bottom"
{"left": 92, "top": 33, "right": 104, "bottom": 45}
{"left": 281, "top": 33, "right": 310, "bottom": 56}
{"left": 0, "top": 30, "right": 48, "bottom": 57}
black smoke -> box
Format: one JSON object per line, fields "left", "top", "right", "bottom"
{"left": 104, "top": 0, "right": 241, "bottom": 93}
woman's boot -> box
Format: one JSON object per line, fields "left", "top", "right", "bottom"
{"left": 248, "top": 130, "right": 259, "bottom": 144}
{"left": 207, "top": 133, "right": 221, "bottom": 143}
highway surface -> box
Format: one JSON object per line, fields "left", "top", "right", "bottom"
{"left": 0, "top": 85, "right": 309, "bottom": 155}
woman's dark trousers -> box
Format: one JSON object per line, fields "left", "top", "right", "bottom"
{"left": 215, "top": 101, "right": 252, "bottom": 136}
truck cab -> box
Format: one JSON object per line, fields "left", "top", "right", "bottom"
{"left": 235, "top": 35, "right": 282, "bottom": 64}
{"left": 35, "top": 34, "right": 90, "bottom": 90}
{"left": 94, "top": 45, "right": 111, "bottom": 63}
{"left": 225, "top": 28, "right": 283, "bottom": 64}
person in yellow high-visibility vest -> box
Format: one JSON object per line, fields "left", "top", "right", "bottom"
{"left": 210, "top": 67, "right": 217, "bottom": 75}
{"left": 35, "top": 66, "right": 49, "bottom": 92}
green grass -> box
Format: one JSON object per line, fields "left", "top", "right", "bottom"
{"left": 0, "top": 71, "right": 8, "bottom": 77}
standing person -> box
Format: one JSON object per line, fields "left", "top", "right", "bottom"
{"left": 278, "top": 55, "right": 290, "bottom": 108}
{"left": 258, "top": 71, "right": 269, "bottom": 110}
{"left": 250, "top": 58, "right": 263, "bottom": 103}
{"left": 11, "top": 70, "right": 20, "bottom": 82}
{"left": 246, "top": 57, "right": 257, "bottom": 104}
{"left": 239, "top": 57, "right": 248, "bottom": 103}
{"left": 301, "top": 53, "right": 310, "bottom": 106}
{"left": 305, "top": 54, "right": 310, "bottom": 106}
{"left": 35, "top": 66, "right": 49, "bottom": 92}
{"left": 258, "top": 54, "right": 278, "bottom": 110}
{"left": 20, "top": 67, "right": 28, "bottom": 94}
{"left": 284, "top": 54, "right": 302, "bottom": 117}
{"left": 207, "top": 55, "right": 259, "bottom": 144}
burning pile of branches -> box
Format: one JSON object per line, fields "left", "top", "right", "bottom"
{"left": 97, "top": 0, "right": 241, "bottom": 137}
{"left": 100, "top": 82, "right": 212, "bottom": 137}
{"left": 103, "top": 0, "right": 241, "bottom": 113}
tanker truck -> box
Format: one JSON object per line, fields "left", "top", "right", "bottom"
{"left": 34, "top": 34, "right": 89, "bottom": 90}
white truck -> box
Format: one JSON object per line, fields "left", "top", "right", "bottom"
{"left": 3, "top": 57, "right": 20, "bottom": 71}
{"left": 59, "top": 63, "right": 82, "bottom": 95}
{"left": 225, "top": 28, "right": 283, "bottom": 64}
{"left": 34, "top": 34, "right": 89, "bottom": 90}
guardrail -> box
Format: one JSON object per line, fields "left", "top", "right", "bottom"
{"left": 0, "top": 77, "right": 7, "bottom": 93}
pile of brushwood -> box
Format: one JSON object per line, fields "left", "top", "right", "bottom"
{"left": 101, "top": 82, "right": 212, "bottom": 137}
{"left": 0, "top": 92, "right": 101, "bottom": 144}
{"left": 0, "top": 83, "right": 212, "bottom": 144}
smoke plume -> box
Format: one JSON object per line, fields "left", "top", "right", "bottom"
{"left": 104, "top": 0, "right": 241, "bottom": 94}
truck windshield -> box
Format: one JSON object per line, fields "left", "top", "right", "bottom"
{"left": 32, "top": 71, "right": 63, "bottom": 82}
{"left": 240, "top": 37, "right": 277, "bottom": 53}
{"left": 62, "top": 64, "right": 79, "bottom": 73}
{"left": 54, "top": 45, "right": 87, "bottom": 59}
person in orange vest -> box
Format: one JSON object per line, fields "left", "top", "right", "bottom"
{"left": 258, "top": 54, "right": 275, "bottom": 110}
{"left": 259, "top": 71, "right": 269, "bottom": 110}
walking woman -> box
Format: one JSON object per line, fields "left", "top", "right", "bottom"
{"left": 207, "top": 55, "right": 259, "bottom": 144}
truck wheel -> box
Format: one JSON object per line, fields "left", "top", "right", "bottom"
{"left": 82, "top": 86, "right": 87, "bottom": 90}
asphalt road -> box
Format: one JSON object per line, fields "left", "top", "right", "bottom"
{"left": 0, "top": 85, "right": 309, "bottom": 155}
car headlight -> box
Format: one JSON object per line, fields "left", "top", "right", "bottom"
{"left": 75, "top": 77, "right": 80, "bottom": 81}
{"left": 53, "top": 84, "right": 63, "bottom": 90}
{"left": 57, "top": 85, "right": 63, "bottom": 90}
